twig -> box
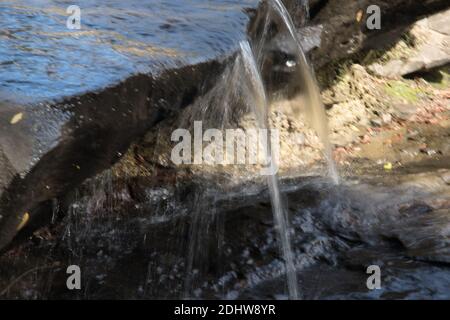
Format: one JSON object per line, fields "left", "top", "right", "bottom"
{"left": 0, "top": 263, "right": 59, "bottom": 297}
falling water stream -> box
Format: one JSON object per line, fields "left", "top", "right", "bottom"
{"left": 240, "top": 40, "right": 300, "bottom": 299}
{"left": 183, "top": 0, "right": 338, "bottom": 300}
{"left": 270, "top": 0, "right": 339, "bottom": 185}
{"left": 235, "top": 0, "right": 340, "bottom": 299}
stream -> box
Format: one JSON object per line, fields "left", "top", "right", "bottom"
{"left": 1, "top": 164, "right": 449, "bottom": 299}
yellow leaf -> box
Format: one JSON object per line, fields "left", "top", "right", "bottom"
{"left": 16, "top": 212, "right": 30, "bottom": 231}
{"left": 356, "top": 10, "right": 363, "bottom": 23}
{"left": 384, "top": 162, "right": 393, "bottom": 170}
{"left": 10, "top": 112, "right": 23, "bottom": 124}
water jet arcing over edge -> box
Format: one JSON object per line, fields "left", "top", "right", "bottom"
{"left": 240, "top": 40, "right": 300, "bottom": 300}
{"left": 269, "top": 0, "right": 339, "bottom": 185}
{"left": 183, "top": 0, "right": 338, "bottom": 300}
{"left": 237, "top": 0, "right": 341, "bottom": 299}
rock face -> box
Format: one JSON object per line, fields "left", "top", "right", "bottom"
{"left": 0, "top": 0, "right": 262, "bottom": 249}
{"left": 302, "top": 0, "right": 450, "bottom": 68}
{"left": 369, "top": 9, "right": 450, "bottom": 78}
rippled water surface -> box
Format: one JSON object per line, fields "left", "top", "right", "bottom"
{"left": 0, "top": 0, "right": 258, "bottom": 100}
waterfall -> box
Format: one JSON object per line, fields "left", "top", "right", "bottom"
{"left": 184, "top": 0, "right": 339, "bottom": 300}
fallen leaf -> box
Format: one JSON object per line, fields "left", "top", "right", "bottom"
{"left": 10, "top": 112, "right": 23, "bottom": 124}
{"left": 384, "top": 162, "right": 393, "bottom": 170}
{"left": 16, "top": 212, "right": 30, "bottom": 231}
{"left": 356, "top": 9, "right": 364, "bottom": 22}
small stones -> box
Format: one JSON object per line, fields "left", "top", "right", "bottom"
{"left": 360, "top": 134, "right": 371, "bottom": 144}
{"left": 419, "top": 146, "right": 439, "bottom": 156}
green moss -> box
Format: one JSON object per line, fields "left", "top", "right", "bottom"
{"left": 384, "top": 80, "right": 426, "bottom": 103}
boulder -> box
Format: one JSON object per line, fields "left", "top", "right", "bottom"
{"left": 368, "top": 9, "right": 450, "bottom": 78}
{"left": 0, "top": 0, "right": 265, "bottom": 250}
{"left": 302, "top": 0, "right": 450, "bottom": 68}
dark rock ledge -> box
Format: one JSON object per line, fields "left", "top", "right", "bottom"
{"left": 0, "top": 0, "right": 263, "bottom": 249}
{"left": 304, "top": 0, "right": 450, "bottom": 68}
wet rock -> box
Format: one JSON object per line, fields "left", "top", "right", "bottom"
{"left": 399, "top": 202, "right": 433, "bottom": 216}
{"left": 282, "top": 0, "right": 311, "bottom": 27}
{"left": 1, "top": 0, "right": 329, "bottom": 250}
{"left": 396, "top": 209, "right": 450, "bottom": 264}
{"left": 297, "top": 25, "right": 323, "bottom": 53}
{"left": 306, "top": 0, "right": 450, "bottom": 68}
{"left": 0, "top": 0, "right": 269, "bottom": 250}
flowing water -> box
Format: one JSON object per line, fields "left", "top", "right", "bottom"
{"left": 240, "top": 40, "right": 299, "bottom": 299}
{"left": 269, "top": 0, "right": 339, "bottom": 184}
{"left": 184, "top": 0, "right": 339, "bottom": 299}
{"left": 232, "top": 0, "right": 340, "bottom": 299}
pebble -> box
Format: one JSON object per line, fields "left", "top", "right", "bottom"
{"left": 382, "top": 113, "right": 392, "bottom": 124}
{"left": 441, "top": 171, "right": 450, "bottom": 185}
{"left": 370, "top": 118, "right": 383, "bottom": 127}
{"left": 420, "top": 148, "right": 438, "bottom": 156}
